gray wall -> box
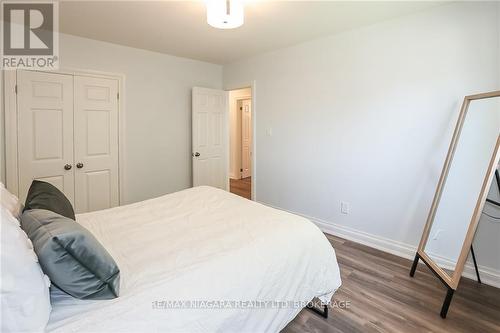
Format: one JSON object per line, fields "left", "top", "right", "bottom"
{"left": 0, "top": 34, "right": 223, "bottom": 204}
{"left": 2, "top": 1, "right": 499, "bottom": 280}
{"left": 224, "top": 2, "right": 500, "bottom": 275}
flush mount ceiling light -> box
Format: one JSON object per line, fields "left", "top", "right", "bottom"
{"left": 206, "top": 0, "right": 244, "bottom": 29}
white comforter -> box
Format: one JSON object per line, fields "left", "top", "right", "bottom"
{"left": 46, "top": 186, "right": 341, "bottom": 333}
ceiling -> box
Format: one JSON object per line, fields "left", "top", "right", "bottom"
{"left": 60, "top": 1, "right": 444, "bottom": 65}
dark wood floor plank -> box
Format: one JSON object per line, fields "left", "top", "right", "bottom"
{"left": 283, "top": 234, "right": 500, "bottom": 333}
{"left": 227, "top": 187, "right": 500, "bottom": 332}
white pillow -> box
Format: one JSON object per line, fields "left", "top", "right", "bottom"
{"left": 0, "top": 183, "right": 23, "bottom": 221}
{"left": 1, "top": 207, "right": 51, "bottom": 332}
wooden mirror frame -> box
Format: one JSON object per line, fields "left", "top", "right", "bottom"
{"left": 411, "top": 90, "right": 500, "bottom": 318}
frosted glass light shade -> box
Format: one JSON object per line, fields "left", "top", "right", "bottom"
{"left": 206, "top": 0, "right": 244, "bottom": 29}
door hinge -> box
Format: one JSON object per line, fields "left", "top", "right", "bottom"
{"left": 14, "top": 85, "right": 18, "bottom": 94}
{"left": 240, "top": 107, "right": 242, "bottom": 110}
{"left": 117, "top": 92, "right": 119, "bottom": 100}
{"left": 240, "top": 168, "right": 243, "bottom": 172}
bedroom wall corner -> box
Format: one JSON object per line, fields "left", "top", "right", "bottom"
{"left": 223, "top": 2, "right": 500, "bottom": 274}
{"left": 0, "top": 34, "right": 224, "bottom": 204}
{"left": 59, "top": 34, "right": 224, "bottom": 204}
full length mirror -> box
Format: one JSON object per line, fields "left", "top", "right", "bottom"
{"left": 424, "top": 96, "right": 500, "bottom": 273}
{"left": 411, "top": 91, "right": 500, "bottom": 319}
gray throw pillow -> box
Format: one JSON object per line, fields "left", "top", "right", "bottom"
{"left": 20, "top": 209, "right": 120, "bottom": 300}
{"left": 24, "top": 180, "right": 75, "bottom": 220}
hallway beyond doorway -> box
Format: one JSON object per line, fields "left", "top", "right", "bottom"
{"left": 230, "top": 177, "right": 251, "bottom": 199}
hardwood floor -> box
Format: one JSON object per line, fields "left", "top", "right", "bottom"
{"left": 230, "top": 177, "right": 251, "bottom": 199}
{"left": 225, "top": 184, "right": 500, "bottom": 332}
{"left": 283, "top": 234, "right": 500, "bottom": 333}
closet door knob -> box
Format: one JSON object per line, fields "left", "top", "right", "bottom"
{"left": 194, "top": 152, "right": 201, "bottom": 157}
{"left": 76, "top": 163, "right": 84, "bottom": 169}
{"left": 64, "top": 164, "right": 72, "bottom": 170}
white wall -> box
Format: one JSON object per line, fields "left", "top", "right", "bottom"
{"left": 229, "top": 88, "right": 252, "bottom": 179}
{"left": 224, "top": 2, "right": 500, "bottom": 277}
{"left": 1, "top": 33, "right": 223, "bottom": 204}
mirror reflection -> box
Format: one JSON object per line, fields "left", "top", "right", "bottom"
{"left": 483, "top": 165, "right": 500, "bottom": 219}
{"left": 424, "top": 97, "right": 500, "bottom": 271}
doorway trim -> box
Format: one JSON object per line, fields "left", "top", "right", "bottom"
{"left": 225, "top": 80, "right": 256, "bottom": 201}
{"left": 3, "top": 68, "right": 126, "bottom": 205}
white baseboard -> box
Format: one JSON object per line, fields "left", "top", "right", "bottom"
{"left": 259, "top": 201, "right": 500, "bottom": 289}
{"left": 312, "top": 218, "right": 417, "bottom": 260}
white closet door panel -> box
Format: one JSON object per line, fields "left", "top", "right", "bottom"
{"left": 17, "top": 70, "right": 75, "bottom": 203}
{"left": 74, "top": 76, "right": 119, "bottom": 213}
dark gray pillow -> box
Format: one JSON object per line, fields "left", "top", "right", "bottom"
{"left": 20, "top": 209, "right": 120, "bottom": 300}
{"left": 24, "top": 180, "right": 75, "bottom": 220}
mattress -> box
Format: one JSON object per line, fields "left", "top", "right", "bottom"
{"left": 46, "top": 186, "right": 341, "bottom": 332}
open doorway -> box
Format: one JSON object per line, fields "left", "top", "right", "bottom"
{"left": 228, "top": 87, "right": 252, "bottom": 199}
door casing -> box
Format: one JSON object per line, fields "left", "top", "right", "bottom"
{"left": 225, "top": 81, "right": 257, "bottom": 200}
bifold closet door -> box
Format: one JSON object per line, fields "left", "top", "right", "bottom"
{"left": 74, "top": 76, "right": 119, "bottom": 213}
{"left": 17, "top": 70, "right": 75, "bottom": 204}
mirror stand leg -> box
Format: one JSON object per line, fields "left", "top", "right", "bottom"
{"left": 409, "top": 253, "right": 419, "bottom": 277}
{"left": 440, "top": 288, "right": 454, "bottom": 319}
{"left": 470, "top": 245, "right": 482, "bottom": 284}
{"left": 306, "top": 300, "right": 328, "bottom": 319}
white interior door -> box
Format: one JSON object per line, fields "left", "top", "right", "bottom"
{"left": 17, "top": 70, "right": 75, "bottom": 203}
{"left": 241, "top": 99, "right": 252, "bottom": 179}
{"left": 74, "top": 76, "right": 119, "bottom": 213}
{"left": 192, "top": 87, "right": 228, "bottom": 190}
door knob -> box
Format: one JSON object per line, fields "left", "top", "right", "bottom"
{"left": 194, "top": 152, "right": 201, "bottom": 157}
{"left": 76, "top": 162, "right": 84, "bottom": 169}
{"left": 64, "top": 164, "right": 72, "bottom": 170}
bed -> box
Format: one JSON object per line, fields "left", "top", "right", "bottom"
{"left": 45, "top": 186, "right": 341, "bottom": 332}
